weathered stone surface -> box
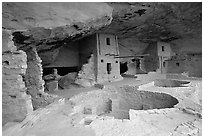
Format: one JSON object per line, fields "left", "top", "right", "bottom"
{"left": 2, "top": 2, "right": 201, "bottom": 55}
{"left": 24, "top": 47, "right": 57, "bottom": 110}
{"left": 58, "top": 73, "right": 77, "bottom": 89}
{"left": 2, "top": 98, "right": 65, "bottom": 136}
{"left": 45, "top": 81, "right": 58, "bottom": 92}
{"left": 2, "top": 2, "right": 202, "bottom": 72}
{"left": 66, "top": 72, "right": 78, "bottom": 79}
{"left": 3, "top": 2, "right": 113, "bottom": 54}
{"left": 1, "top": 2, "right": 202, "bottom": 131}
{"left": 75, "top": 54, "right": 96, "bottom": 87}
{"left": 3, "top": 2, "right": 113, "bottom": 30}
{"left": 43, "top": 75, "right": 56, "bottom": 81}
{"left": 24, "top": 47, "right": 45, "bottom": 96}
{"left": 2, "top": 29, "right": 33, "bottom": 126}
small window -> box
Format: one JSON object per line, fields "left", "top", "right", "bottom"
{"left": 101, "top": 59, "right": 104, "bottom": 63}
{"left": 106, "top": 38, "right": 110, "bottom": 45}
{"left": 162, "top": 46, "right": 165, "bottom": 51}
{"left": 163, "top": 61, "right": 166, "bottom": 67}
{"left": 107, "top": 63, "right": 111, "bottom": 74}
{"left": 176, "top": 62, "right": 180, "bottom": 66}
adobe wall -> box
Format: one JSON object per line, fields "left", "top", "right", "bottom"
{"left": 162, "top": 54, "right": 202, "bottom": 77}
{"left": 157, "top": 41, "right": 174, "bottom": 57}
{"left": 2, "top": 29, "right": 33, "bottom": 126}
{"left": 97, "top": 55, "right": 122, "bottom": 83}
{"left": 185, "top": 54, "right": 202, "bottom": 77}
{"left": 96, "top": 34, "right": 122, "bottom": 83}
{"left": 163, "top": 60, "right": 185, "bottom": 74}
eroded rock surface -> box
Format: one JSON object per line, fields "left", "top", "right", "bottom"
{"left": 2, "top": 29, "right": 33, "bottom": 126}
{"left": 75, "top": 54, "right": 96, "bottom": 87}
{"left": 2, "top": 2, "right": 202, "bottom": 134}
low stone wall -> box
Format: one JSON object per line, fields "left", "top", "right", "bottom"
{"left": 154, "top": 79, "right": 190, "bottom": 87}
{"left": 111, "top": 86, "right": 179, "bottom": 119}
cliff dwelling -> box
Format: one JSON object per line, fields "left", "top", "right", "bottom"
{"left": 2, "top": 2, "right": 202, "bottom": 136}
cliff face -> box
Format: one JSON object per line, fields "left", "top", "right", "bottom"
{"left": 3, "top": 2, "right": 113, "bottom": 30}
{"left": 3, "top": 2, "right": 201, "bottom": 62}
{"left": 2, "top": 2, "right": 202, "bottom": 125}
{"left": 103, "top": 2, "right": 201, "bottom": 55}
{"left": 3, "top": 2, "right": 201, "bottom": 64}
{"left": 2, "top": 2, "right": 113, "bottom": 126}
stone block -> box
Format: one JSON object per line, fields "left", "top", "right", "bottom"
{"left": 58, "top": 75, "right": 75, "bottom": 89}
{"left": 45, "top": 81, "right": 58, "bottom": 91}
{"left": 66, "top": 72, "right": 77, "bottom": 79}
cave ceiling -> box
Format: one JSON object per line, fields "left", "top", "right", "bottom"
{"left": 100, "top": 2, "right": 202, "bottom": 42}
{"left": 3, "top": 2, "right": 202, "bottom": 53}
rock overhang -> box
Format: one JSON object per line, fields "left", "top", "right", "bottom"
{"left": 3, "top": 2, "right": 201, "bottom": 53}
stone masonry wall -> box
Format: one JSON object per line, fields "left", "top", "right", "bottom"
{"left": 2, "top": 29, "right": 33, "bottom": 126}
{"left": 185, "top": 54, "right": 202, "bottom": 77}
{"left": 24, "top": 47, "right": 56, "bottom": 110}
{"left": 75, "top": 54, "right": 96, "bottom": 87}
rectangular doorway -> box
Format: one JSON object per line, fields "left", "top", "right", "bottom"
{"left": 107, "top": 63, "right": 111, "bottom": 74}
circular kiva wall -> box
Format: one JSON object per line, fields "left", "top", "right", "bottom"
{"left": 80, "top": 86, "right": 179, "bottom": 120}
{"left": 154, "top": 79, "right": 190, "bottom": 87}
{"left": 109, "top": 86, "right": 179, "bottom": 119}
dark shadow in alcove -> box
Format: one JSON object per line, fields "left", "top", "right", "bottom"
{"left": 43, "top": 67, "right": 79, "bottom": 76}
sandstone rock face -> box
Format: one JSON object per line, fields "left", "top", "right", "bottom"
{"left": 3, "top": 2, "right": 113, "bottom": 30}
{"left": 3, "top": 2, "right": 113, "bottom": 50}
{"left": 2, "top": 29, "right": 33, "bottom": 126}
{"left": 3, "top": 2, "right": 201, "bottom": 70}
{"left": 3, "top": 2, "right": 113, "bottom": 66}
{"left": 1, "top": 2, "right": 202, "bottom": 126}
